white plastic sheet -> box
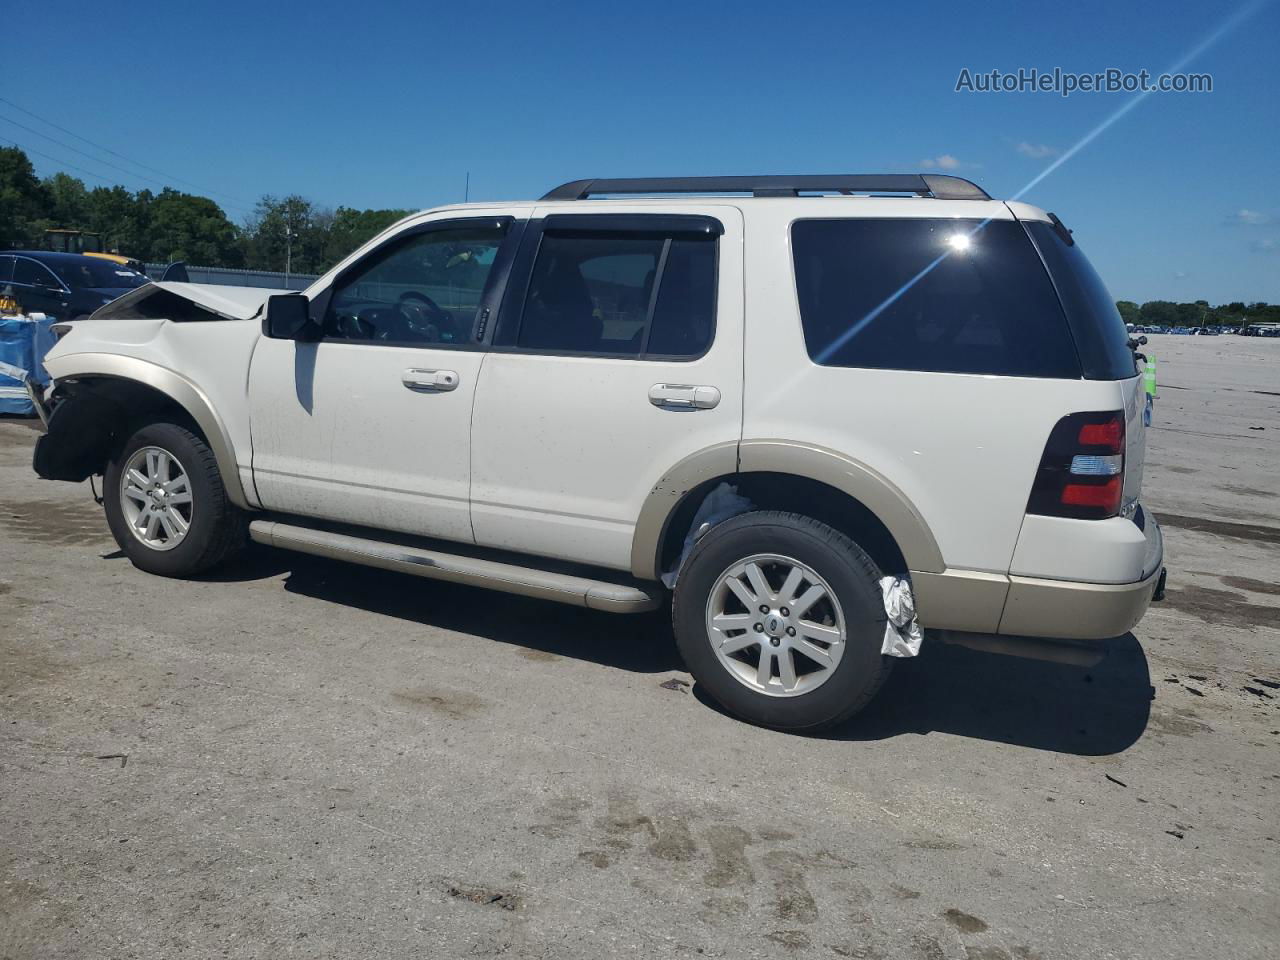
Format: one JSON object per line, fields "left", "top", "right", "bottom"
{"left": 879, "top": 576, "right": 924, "bottom": 657}
{"left": 661, "top": 482, "right": 754, "bottom": 588}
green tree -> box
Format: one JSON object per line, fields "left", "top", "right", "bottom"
{"left": 241, "top": 194, "right": 332, "bottom": 274}
{"left": 324, "top": 206, "right": 411, "bottom": 267}
{"left": 147, "top": 189, "right": 242, "bottom": 266}
{"left": 1115, "top": 300, "right": 1140, "bottom": 325}
{"left": 1139, "top": 301, "right": 1178, "bottom": 326}
{"left": 0, "top": 146, "right": 51, "bottom": 248}
{"left": 1174, "top": 302, "right": 1203, "bottom": 326}
{"left": 43, "top": 172, "right": 90, "bottom": 229}
{"left": 85, "top": 185, "right": 150, "bottom": 259}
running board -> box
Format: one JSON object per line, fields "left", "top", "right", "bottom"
{"left": 248, "top": 520, "right": 662, "bottom": 614}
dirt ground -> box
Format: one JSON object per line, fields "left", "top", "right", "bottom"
{"left": 1, "top": 333, "right": 1277, "bottom": 959}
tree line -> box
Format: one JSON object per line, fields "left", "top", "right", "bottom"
{"left": 0, "top": 146, "right": 409, "bottom": 274}
{"left": 1116, "top": 299, "right": 1280, "bottom": 328}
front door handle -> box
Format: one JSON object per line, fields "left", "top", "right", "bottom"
{"left": 649, "top": 383, "right": 720, "bottom": 410}
{"left": 402, "top": 368, "right": 459, "bottom": 392}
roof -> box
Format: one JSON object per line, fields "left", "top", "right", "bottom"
{"left": 1, "top": 250, "right": 116, "bottom": 265}
{"left": 540, "top": 174, "right": 991, "bottom": 201}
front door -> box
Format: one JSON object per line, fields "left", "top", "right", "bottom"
{"left": 469, "top": 207, "right": 744, "bottom": 572}
{"left": 248, "top": 215, "right": 518, "bottom": 542}
{"left": 12, "top": 257, "right": 71, "bottom": 319}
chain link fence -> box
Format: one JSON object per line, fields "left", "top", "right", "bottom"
{"left": 142, "top": 263, "right": 319, "bottom": 291}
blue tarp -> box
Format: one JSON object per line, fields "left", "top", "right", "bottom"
{"left": 0, "top": 314, "right": 56, "bottom": 415}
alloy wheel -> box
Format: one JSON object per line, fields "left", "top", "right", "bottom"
{"left": 119, "top": 445, "right": 194, "bottom": 551}
{"left": 704, "top": 553, "right": 847, "bottom": 697}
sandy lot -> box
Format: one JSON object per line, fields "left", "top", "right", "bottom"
{"left": 1, "top": 334, "right": 1277, "bottom": 959}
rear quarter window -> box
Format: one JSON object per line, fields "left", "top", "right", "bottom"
{"left": 792, "top": 218, "right": 1081, "bottom": 378}
{"left": 1023, "top": 221, "right": 1138, "bottom": 380}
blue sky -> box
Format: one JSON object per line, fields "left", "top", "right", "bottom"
{"left": 6, "top": 0, "right": 1278, "bottom": 303}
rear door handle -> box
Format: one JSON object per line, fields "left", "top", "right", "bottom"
{"left": 402, "top": 368, "right": 459, "bottom": 392}
{"left": 649, "top": 383, "right": 720, "bottom": 410}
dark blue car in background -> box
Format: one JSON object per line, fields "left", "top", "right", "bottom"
{"left": 0, "top": 251, "right": 149, "bottom": 321}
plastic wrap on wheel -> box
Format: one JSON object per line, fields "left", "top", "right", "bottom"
{"left": 661, "top": 482, "right": 754, "bottom": 588}
{"left": 879, "top": 575, "right": 924, "bottom": 657}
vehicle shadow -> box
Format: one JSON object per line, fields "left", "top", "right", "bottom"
{"left": 201, "top": 546, "right": 1152, "bottom": 752}
{"left": 214, "top": 545, "right": 683, "bottom": 674}
{"left": 739, "top": 634, "right": 1151, "bottom": 756}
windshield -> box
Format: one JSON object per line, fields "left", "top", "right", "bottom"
{"left": 49, "top": 258, "right": 149, "bottom": 290}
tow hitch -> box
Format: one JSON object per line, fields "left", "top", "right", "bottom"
{"left": 1152, "top": 567, "right": 1167, "bottom": 602}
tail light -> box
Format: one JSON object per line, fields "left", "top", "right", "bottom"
{"left": 1027, "top": 411, "right": 1125, "bottom": 520}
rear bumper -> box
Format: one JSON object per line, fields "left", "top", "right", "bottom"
{"left": 999, "top": 511, "right": 1163, "bottom": 639}
{"left": 915, "top": 511, "right": 1165, "bottom": 641}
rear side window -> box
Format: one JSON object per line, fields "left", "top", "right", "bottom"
{"left": 513, "top": 230, "right": 716, "bottom": 358}
{"left": 792, "top": 218, "right": 1080, "bottom": 378}
{"left": 1023, "top": 221, "right": 1137, "bottom": 380}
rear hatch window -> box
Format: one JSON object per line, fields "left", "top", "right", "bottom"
{"left": 1022, "top": 221, "right": 1138, "bottom": 380}
{"left": 792, "top": 218, "right": 1081, "bottom": 378}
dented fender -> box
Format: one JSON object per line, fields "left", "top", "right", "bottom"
{"left": 38, "top": 353, "right": 253, "bottom": 509}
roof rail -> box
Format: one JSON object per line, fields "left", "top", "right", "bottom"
{"left": 541, "top": 174, "right": 991, "bottom": 202}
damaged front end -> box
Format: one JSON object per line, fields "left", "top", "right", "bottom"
{"left": 28, "top": 279, "right": 270, "bottom": 493}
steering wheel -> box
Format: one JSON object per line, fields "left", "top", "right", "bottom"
{"left": 396, "top": 291, "right": 460, "bottom": 343}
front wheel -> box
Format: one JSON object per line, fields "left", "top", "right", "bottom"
{"left": 103, "top": 421, "right": 247, "bottom": 577}
{"left": 672, "top": 511, "right": 893, "bottom": 732}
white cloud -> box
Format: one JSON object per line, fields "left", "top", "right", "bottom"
{"left": 1252, "top": 237, "right": 1279, "bottom": 253}
{"left": 919, "top": 154, "right": 960, "bottom": 170}
{"left": 1230, "top": 208, "right": 1270, "bottom": 225}
{"left": 1015, "top": 141, "right": 1058, "bottom": 159}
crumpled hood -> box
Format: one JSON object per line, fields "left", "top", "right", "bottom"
{"left": 91, "top": 281, "right": 284, "bottom": 322}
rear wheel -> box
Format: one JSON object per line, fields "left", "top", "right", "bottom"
{"left": 103, "top": 421, "right": 247, "bottom": 577}
{"left": 672, "top": 511, "right": 892, "bottom": 732}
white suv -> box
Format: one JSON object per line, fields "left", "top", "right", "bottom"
{"left": 28, "top": 174, "right": 1166, "bottom": 731}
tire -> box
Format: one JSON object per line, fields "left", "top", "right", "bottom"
{"left": 672, "top": 511, "right": 893, "bottom": 732}
{"left": 103, "top": 421, "right": 247, "bottom": 577}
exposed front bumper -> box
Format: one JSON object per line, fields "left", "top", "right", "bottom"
{"left": 998, "top": 513, "right": 1164, "bottom": 640}
{"left": 24, "top": 373, "right": 50, "bottom": 430}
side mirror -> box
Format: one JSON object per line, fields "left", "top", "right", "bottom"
{"left": 266, "top": 294, "right": 319, "bottom": 340}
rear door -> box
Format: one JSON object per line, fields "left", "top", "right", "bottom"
{"left": 248, "top": 214, "right": 523, "bottom": 541}
{"left": 469, "top": 207, "right": 744, "bottom": 571}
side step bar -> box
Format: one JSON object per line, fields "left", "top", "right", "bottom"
{"left": 248, "top": 520, "right": 662, "bottom": 614}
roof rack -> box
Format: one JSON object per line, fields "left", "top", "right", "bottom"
{"left": 541, "top": 174, "right": 991, "bottom": 202}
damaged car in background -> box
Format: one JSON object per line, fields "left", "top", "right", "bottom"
{"left": 24, "top": 173, "right": 1167, "bottom": 732}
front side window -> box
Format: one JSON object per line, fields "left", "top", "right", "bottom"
{"left": 324, "top": 224, "right": 507, "bottom": 345}
{"left": 792, "top": 218, "right": 1081, "bottom": 378}
{"left": 513, "top": 230, "right": 716, "bottom": 358}
{"left": 14, "top": 259, "right": 61, "bottom": 289}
